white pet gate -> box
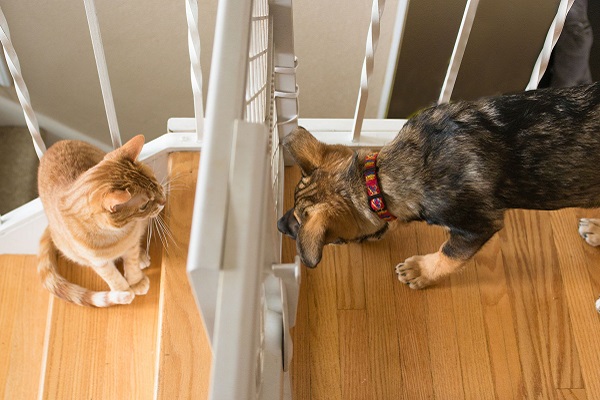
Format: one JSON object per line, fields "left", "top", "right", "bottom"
{"left": 0, "top": 0, "right": 577, "bottom": 398}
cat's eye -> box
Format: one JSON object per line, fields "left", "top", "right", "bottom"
{"left": 139, "top": 201, "right": 150, "bottom": 211}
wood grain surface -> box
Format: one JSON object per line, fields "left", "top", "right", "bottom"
{"left": 284, "top": 165, "right": 600, "bottom": 400}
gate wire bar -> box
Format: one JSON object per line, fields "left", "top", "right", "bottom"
{"left": 352, "top": 0, "right": 386, "bottom": 142}
{"left": 83, "top": 0, "right": 122, "bottom": 149}
{"left": 272, "top": 0, "right": 300, "bottom": 167}
{"left": 438, "top": 0, "right": 479, "bottom": 104}
{"left": 186, "top": 0, "right": 204, "bottom": 141}
{"left": 526, "top": 0, "right": 574, "bottom": 90}
{"left": 0, "top": 6, "right": 46, "bottom": 159}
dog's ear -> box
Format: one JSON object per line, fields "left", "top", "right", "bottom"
{"left": 282, "top": 127, "right": 325, "bottom": 175}
{"left": 296, "top": 211, "right": 327, "bottom": 268}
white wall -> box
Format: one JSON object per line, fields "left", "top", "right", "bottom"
{"left": 0, "top": 0, "right": 557, "bottom": 146}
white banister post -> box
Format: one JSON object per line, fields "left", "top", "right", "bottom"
{"left": 82, "top": 0, "right": 122, "bottom": 149}
{"left": 186, "top": 0, "right": 204, "bottom": 141}
{"left": 438, "top": 0, "right": 479, "bottom": 104}
{"left": 526, "top": 0, "right": 574, "bottom": 90}
{"left": 378, "top": 0, "right": 410, "bottom": 119}
{"left": 0, "top": 5, "right": 46, "bottom": 159}
{"left": 352, "top": 0, "right": 386, "bottom": 142}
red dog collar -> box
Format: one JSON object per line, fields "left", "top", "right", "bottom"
{"left": 364, "top": 152, "right": 396, "bottom": 221}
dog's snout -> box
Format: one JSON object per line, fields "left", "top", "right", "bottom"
{"left": 277, "top": 208, "right": 299, "bottom": 239}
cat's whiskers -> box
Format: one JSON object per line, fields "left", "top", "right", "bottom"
{"left": 149, "top": 212, "right": 178, "bottom": 256}
{"left": 152, "top": 217, "right": 168, "bottom": 252}
{"left": 157, "top": 213, "right": 177, "bottom": 246}
{"left": 153, "top": 213, "right": 177, "bottom": 253}
{"left": 161, "top": 173, "right": 190, "bottom": 195}
{"left": 145, "top": 218, "right": 154, "bottom": 256}
{"left": 163, "top": 183, "right": 189, "bottom": 193}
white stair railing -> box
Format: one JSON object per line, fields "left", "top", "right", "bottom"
{"left": 82, "top": 0, "right": 122, "bottom": 149}
{"left": 0, "top": 5, "right": 46, "bottom": 159}
{"left": 378, "top": 0, "right": 410, "bottom": 119}
{"left": 526, "top": 0, "right": 574, "bottom": 90}
{"left": 186, "top": 0, "right": 204, "bottom": 141}
{"left": 438, "top": 0, "right": 480, "bottom": 104}
{"left": 352, "top": 0, "right": 386, "bottom": 142}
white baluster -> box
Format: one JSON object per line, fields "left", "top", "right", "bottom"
{"left": 0, "top": 6, "right": 46, "bottom": 159}
{"left": 378, "top": 0, "right": 410, "bottom": 118}
{"left": 83, "top": 0, "right": 122, "bottom": 149}
{"left": 352, "top": 0, "right": 386, "bottom": 142}
{"left": 438, "top": 0, "right": 479, "bottom": 104}
{"left": 526, "top": 0, "right": 574, "bottom": 90}
{"left": 186, "top": 0, "right": 204, "bottom": 140}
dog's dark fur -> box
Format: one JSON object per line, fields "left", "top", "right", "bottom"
{"left": 278, "top": 82, "right": 600, "bottom": 290}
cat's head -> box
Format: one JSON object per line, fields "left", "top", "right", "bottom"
{"left": 277, "top": 127, "right": 389, "bottom": 268}
{"left": 77, "top": 135, "right": 166, "bottom": 228}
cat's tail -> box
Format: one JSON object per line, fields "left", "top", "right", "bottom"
{"left": 37, "top": 228, "right": 134, "bottom": 307}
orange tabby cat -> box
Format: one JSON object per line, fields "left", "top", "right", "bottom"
{"left": 37, "top": 135, "right": 165, "bottom": 307}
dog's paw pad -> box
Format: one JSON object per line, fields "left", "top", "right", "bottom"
{"left": 578, "top": 218, "right": 600, "bottom": 247}
{"left": 395, "top": 257, "right": 431, "bottom": 289}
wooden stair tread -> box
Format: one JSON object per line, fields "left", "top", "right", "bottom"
{"left": 0, "top": 255, "right": 49, "bottom": 400}
{"left": 0, "top": 149, "right": 211, "bottom": 399}
{"left": 155, "top": 151, "right": 211, "bottom": 398}
{"left": 39, "top": 237, "right": 162, "bottom": 399}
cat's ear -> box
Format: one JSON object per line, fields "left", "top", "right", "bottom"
{"left": 103, "top": 189, "right": 132, "bottom": 213}
{"left": 105, "top": 135, "right": 145, "bottom": 162}
{"left": 282, "top": 127, "right": 325, "bottom": 175}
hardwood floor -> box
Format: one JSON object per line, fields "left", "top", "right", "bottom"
{"left": 2, "top": 157, "right": 600, "bottom": 399}
{"left": 283, "top": 166, "right": 600, "bottom": 400}
{"left": 0, "top": 255, "right": 48, "bottom": 400}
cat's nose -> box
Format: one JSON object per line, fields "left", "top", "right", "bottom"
{"left": 157, "top": 197, "right": 166, "bottom": 206}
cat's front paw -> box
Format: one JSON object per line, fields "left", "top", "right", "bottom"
{"left": 140, "top": 252, "right": 151, "bottom": 269}
{"left": 395, "top": 254, "right": 434, "bottom": 289}
{"left": 578, "top": 218, "right": 600, "bottom": 247}
{"left": 109, "top": 290, "right": 135, "bottom": 305}
{"left": 130, "top": 275, "right": 150, "bottom": 295}
{"left": 596, "top": 297, "right": 600, "bottom": 313}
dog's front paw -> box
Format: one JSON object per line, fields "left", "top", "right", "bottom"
{"left": 578, "top": 218, "right": 600, "bottom": 247}
{"left": 395, "top": 254, "right": 435, "bottom": 289}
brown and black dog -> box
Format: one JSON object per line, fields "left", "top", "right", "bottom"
{"left": 278, "top": 82, "right": 600, "bottom": 310}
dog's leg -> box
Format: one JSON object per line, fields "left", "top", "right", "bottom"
{"left": 578, "top": 218, "right": 600, "bottom": 247}
{"left": 396, "top": 229, "right": 497, "bottom": 289}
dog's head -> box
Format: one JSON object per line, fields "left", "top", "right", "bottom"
{"left": 277, "top": 127, "right": 389, "bottom": 268}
